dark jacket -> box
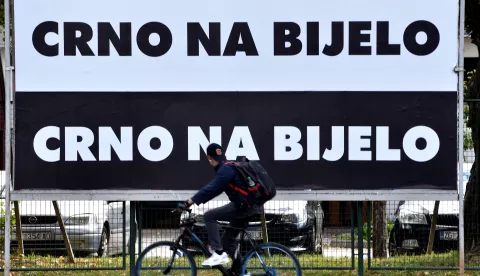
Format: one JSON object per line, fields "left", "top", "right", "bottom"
{"left": 191, "top": 161, "right": 262, "bottom": 211}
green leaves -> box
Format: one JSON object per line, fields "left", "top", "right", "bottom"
{"left": 0, "top": 201, "right": 17, "bottom": 245}
{"left": 463, "top": 69, "right": 476, "bottom": 152}
{"left": 0, "top": 3, "right": 4, "bottom": 27}
{"left": 465, "top": 0, "right": 480, "bottom": 48}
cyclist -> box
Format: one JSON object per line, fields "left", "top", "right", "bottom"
{"left": 177, "top": 143, "right": 263, "bottom": 272}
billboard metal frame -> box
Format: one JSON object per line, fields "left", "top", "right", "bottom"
{"left": 457, "top": 0, "right": 466, "bottom": 272}
{"left": 4, "top": 0, "right": 13, "bottom": 273}
{"left": 10, "top": 189, "right": 458, "bottom": 201}
{"left": 4, "top": 0, "right": 467, "bottom": 275}
{"left": 9, "top": 0, "right": 463, "bottom": 201}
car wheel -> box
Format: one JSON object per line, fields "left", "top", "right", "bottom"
{"left": 97, "top": 225, "right": 109, "bottom": 257}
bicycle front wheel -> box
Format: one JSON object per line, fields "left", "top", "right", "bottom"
{"left": 134, "top": 241, "right": 197, "bottom": 276}
{"left": 242, "top": 242, "right": 302, "bottom": 276}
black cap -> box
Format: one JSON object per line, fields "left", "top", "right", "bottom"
{"left": 206, "top": 143, "right": 226, "bottom": 162}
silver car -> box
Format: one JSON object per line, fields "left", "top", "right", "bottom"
{"left": 7, "top": 200, "right": 131, "bottom": 256}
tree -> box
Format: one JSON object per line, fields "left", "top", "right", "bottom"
{"left": 463, "top": 0, "right": 480, "bottom": 259}
{"left": 0, "top": 3, "right": 4, "bottom": 27}
{"left": 372, "top": 201, "right": 387, "bottom": 257}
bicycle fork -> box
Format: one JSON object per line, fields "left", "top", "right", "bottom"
{"left": 245, "top": 234, "right": 272, "bottom": 276}
{"left": 163, "top": 233, "right": 185, "bottom": 275}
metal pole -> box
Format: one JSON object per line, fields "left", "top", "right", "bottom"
{"left": 350, "top": 202, "right": 355, "bottom": 269}
{"left": 357, "top": 202, "right": 364, "bottom": 276}
{"left": 137, "top": 202, "right": 142, "bottom": 255}
{"left": 3, "top": 0, "right": 12, "bottom": 271}
{"left": 129, "top": 201, "right": 137, "bottom": 276}
{"left": 367, "top": 201, "right": 371, "bottom": 268}
{"left": 457, "top": 0, "right": 466, "bottom": 272}
{"left": 122, "top": 201, "right": 127, "bottom": 270}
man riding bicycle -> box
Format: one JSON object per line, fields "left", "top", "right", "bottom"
{"left": 177, "top": 143, "right": 263, "bottom": 272}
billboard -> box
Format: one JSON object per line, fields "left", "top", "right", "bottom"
{"left": 12, "top": 0, "right": 459, "bottom": 198}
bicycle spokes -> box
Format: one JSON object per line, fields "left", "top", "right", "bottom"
{"left": 137, "top": 244, "right": 192, "bottom": 275}
{"left": 244, "top": 246, "right": 301, "bottom": 276}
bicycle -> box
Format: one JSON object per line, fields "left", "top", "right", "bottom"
{"left": 134, "top": 205, "right": 302, "bottom": 276}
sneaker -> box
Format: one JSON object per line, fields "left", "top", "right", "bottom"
{"left": 201, "top": 251, "right": 230, "bottom": 267}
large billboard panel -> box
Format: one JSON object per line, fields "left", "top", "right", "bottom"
{"left": 13, "top": 0, "right": 459, "bottom": 197}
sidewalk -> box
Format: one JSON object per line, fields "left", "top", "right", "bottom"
{"left": 323, "top": 227, "right": 368, "bottom": 249}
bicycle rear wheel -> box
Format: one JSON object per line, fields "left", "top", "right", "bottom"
{"left": 134, "top": 241, "right": 197, "bottom": 276}
{"left": 241, "top": 242, "right": 302, "bottom": 276}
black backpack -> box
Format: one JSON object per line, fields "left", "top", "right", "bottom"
{"left": 224, "top": 156, "right": 276, "bottom": 208}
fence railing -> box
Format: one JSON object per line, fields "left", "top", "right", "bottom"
{"left": 0, "top": 200, "right": 128, "bottom": 272}
{"left": 0, "top": 198, "right": 476, "bottom": 274}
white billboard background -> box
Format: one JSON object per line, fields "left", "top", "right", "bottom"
{"left": 14, "top": 0, "right": 458, "bottom": 92}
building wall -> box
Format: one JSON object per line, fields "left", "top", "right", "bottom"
{"left": 465, "top": 36, "right": 479, "bottom": 58}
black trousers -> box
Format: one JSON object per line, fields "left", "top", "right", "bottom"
{"left": 203, "top": 202, "right": 261, "bottom": 263}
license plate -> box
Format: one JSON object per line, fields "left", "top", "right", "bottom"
{"left": 402, "top": 239, "right": 419, "bottom": 248}
{"left": 236, "top": 230, "right": 262, "bottom": 240}
{"left": 441, "top": 231, "right": 458, "bottom": 241}
{"left": 247, "top": 230, "right": 262, "bottom": 240}
{"left": 24, "top": 232, "right": 52, "bottom": 240}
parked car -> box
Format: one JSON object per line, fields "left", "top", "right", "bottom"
{"left": 138, "top": 201, "right": 181, "bottom": 229}
{"left": 180, "top": 200, "right": 324, "bottom": 254}
{"left": 388, "top": 201, "right": 458, "bottom": 256}
{"left": 6, "top": 201, "right": 131, "bottom": 257}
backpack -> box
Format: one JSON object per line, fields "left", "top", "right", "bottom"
{"left": 224, "top": 156, "right": 276, "bottom": 208}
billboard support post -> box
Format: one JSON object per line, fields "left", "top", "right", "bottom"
{"left": 357, "top": 202, "right": 364, "bottom": 276}
{"left": 457, "top": 0, "right": 466, "bottom": 272}
{"left": 129, "top": 202, "right": 137, "bottom": 276}
{"left": 3, "top": 0, "right": 13, "bottom": 271}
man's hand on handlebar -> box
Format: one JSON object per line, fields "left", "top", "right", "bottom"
{"left": 172, "top": 199, "right": 193, "bottom": 214}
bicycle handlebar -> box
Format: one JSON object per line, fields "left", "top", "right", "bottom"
{"left": 171, "top": 206, "right": 192, "bottom": 215}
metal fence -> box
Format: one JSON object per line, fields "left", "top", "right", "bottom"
{"left": 367, "top": 200, "right": 461, "bottom": 271}
{"left": 0, "top": 129, "right": 477, "bottom": 275}
{"left": 1, "top": 199, "right": 475, "bottom": 274}
{"left": 136, "top": 200, "right": 353, "bottom": 271}
{"left": 0, "top": 199, "right": 128, "bottom": 272}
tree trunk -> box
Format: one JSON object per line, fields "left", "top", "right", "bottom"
{"left": 373, "top": 201, "right": 387, "bottom": 258}
{"left": 464, "top": 44, "right": 480, "bottom": 256}
{"left": 427, "top": 201, "right": 440, "bottom": 255}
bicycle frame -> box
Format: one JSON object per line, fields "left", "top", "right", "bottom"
{"left": 137, "top": 208, "right": 301, "bottom": 276}
{"left": 170, "top": 211, "right": 263, "bottom": 276}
